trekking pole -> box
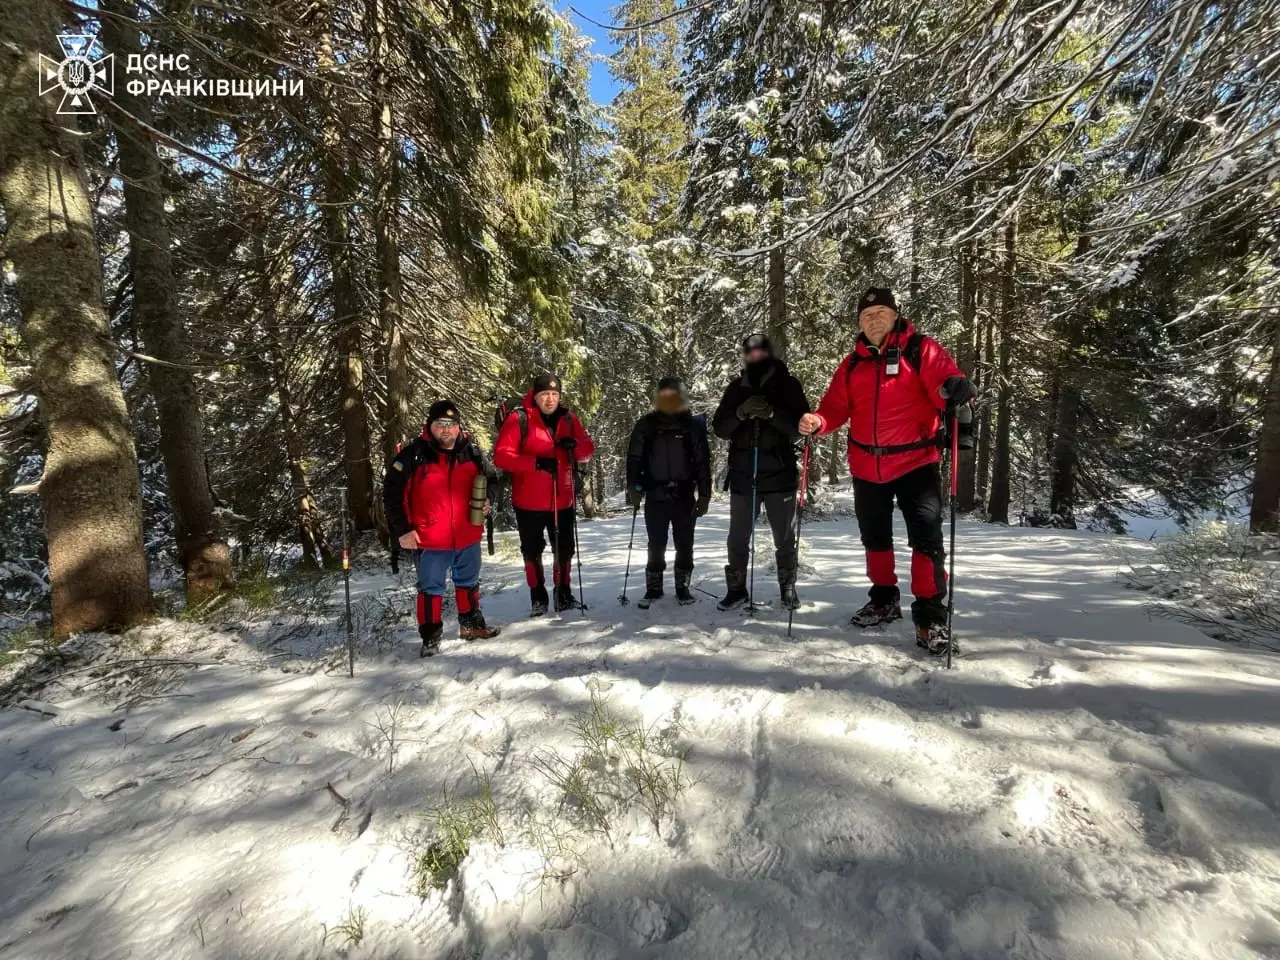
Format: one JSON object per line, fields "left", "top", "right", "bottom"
{"left": 339, "top": 485, "right": 354, "bottom": 678}
{"left": 572, "top": 466, "right": 587, "bottom": 616}
{"left": 550, "top": 459, "right": 561, "bottom": 610}
{"left": 618, "top": 503, "right": 640, "bottom": 605}
{"left": 946, "top": 413, "right": 959, "bottom": 670}
{"left": 787, "top": 439, "right": 810, "bottom": 639}
{"left": 747, "top": 420, "right": 761, "bottom": 616}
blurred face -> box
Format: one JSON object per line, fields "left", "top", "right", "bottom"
{"left": 656, "top": 389, "right": 686, "bottom": 414}
{"left": 744, "top": 346, "right": 770, "bottom": 365}
{"left": 429, "top": 418, "right": 460, "bottom": 448}
{"left": 534, "top": 390, "right": 561, "bottom": 416}
{"left": 859, "top": 306, "right": 897, "bottom": 347}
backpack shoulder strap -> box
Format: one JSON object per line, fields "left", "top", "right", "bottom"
{"left": 904, "top": 331, "right": 925, "bottom": 371}
{"left": 844, "top": 351, "right": 861, "bottom": 389}
{"left": 515, "top": 407, "right": 528, "bottom": 449}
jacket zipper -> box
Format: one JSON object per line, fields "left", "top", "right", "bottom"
{"left": 550, "top": 418, "right": 559, "bottom": 511}
{"left": 872, "top": 354, "right": 883, "bottom": 482}
{"left": 447, "top": 456, "right": 456, "bottom": 548}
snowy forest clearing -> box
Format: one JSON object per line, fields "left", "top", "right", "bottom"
{"left": 3, "top": 497, "right": 1279, "bottom": 960}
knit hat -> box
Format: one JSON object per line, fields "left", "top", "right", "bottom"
{"left": 532, "top": 373, "right": 562, "bottom": 395}
{"left": 656, "top": 376, "right": 685, "bottom": 394}
{"left": 426, "top": 399, "right": 461, "bottom": 425}
{"left": 742, "top": 333, "right": 772, "bottom": 354}
{"left": 857, "top": 287, "right": 898, "bottom": 316}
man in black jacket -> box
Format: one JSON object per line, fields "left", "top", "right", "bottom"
{"left": 712, "top": 333, "right": 812, "bottom": 611}
{"left": 626, "top": 377, "right": 712, "bottom": 607}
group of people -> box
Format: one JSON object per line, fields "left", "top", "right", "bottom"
{"left": 384, "top": 286, "right": 975, "bottom": 658}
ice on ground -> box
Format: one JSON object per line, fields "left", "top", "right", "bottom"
{"left": 1, "top": 491, "right": 1279, "bottom": 959}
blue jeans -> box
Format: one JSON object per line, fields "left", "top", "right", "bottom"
{"left": 415, "top": 542, "right": 482, "bottom": 596}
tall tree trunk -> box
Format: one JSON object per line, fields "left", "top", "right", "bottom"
{"left": 827, "top": 432, "right": 841, "bottom": 484}
{"left": 767, "top": 173, "right": 787, "bottom": 358}
{"left": 316, "top": 1, "right": 374, "bottom": 530}
{"left": 0, "top": 2, "right": 150, "bottom": 636}
{"left": 369, "top": 0, "right": 410, "bottom": 463}
{"left": 975, "top": 314, "right": 995, "bottom": 506}
{"left": 1048, "top": 235, "right": 1091, "bottom": 527}
{"left": 100, "top": 0, "right": 231, "bottom": 602}
{"left": 1049, "top": 384, "right": 1081, "bottom": 526}
{"left": 988, "top": 215, "right": 1017, "bottom": 524}
{"left": 256, "top": 235, "right": 331, "bottom": 566}
{"left": 956, "top": 204, "right": 979, "bottom": 511}
{"left": 1250, "top": 317, "right": 1280, "bottom": 532}
{"left": 1044, "top": 372, "right": 1059, "bottom": 476}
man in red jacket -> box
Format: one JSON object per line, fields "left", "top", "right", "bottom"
{"left": 494, "top": 374, "right": 596, "bottom": 616}
{"left": 384, "top": 400, "right": 501, "bottom": 657}
{"left": 799, "top": 287, "right": 974, "bottom": 655}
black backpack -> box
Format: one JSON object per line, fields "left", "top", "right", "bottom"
{"left": 492, "top": 396, "right": 529, "bottom": 449}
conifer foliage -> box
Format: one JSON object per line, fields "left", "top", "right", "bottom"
{"left": 1, "top": 0, "right": 1277, "bottom": 628}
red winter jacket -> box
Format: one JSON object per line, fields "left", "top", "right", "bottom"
{"left": 383, "top": 431, "right": 490, "bottom": 551}
{"left": 493, "top": 393, "right": 595, "bottom": 512}
{"left": 812, "top": 319, "right": 963, "bottom": 484}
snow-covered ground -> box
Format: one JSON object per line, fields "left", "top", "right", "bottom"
{"left": 3, "top": 492, "right": 1280, "bottom": 960}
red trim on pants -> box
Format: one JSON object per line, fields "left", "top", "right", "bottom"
{"left": 525, "top": 562, "right": 544, "bottom": 587}
{"left": 866, "top": 549, "right": 898, "bottom": 587}
{"left": 456, "top": 586, "right": 476, "bottom": 615}
{"left": 911, "top": 551, "right": 945, "bottom": 599}
{"left": 417, "top": 592, "right": 443, "bottom": 625}
{"left": 554, "top": 560, "right": 571, "bottom": 586}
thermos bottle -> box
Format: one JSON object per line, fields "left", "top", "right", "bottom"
{"left": 469, "top": 475, "right": 487, "bottom": 525}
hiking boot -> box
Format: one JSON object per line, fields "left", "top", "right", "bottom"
{"left": 459, "top": 610, "right": 500, "bottom": 641}
{"left": 554, "top": 584, "right": 578, "bottom": 612}
{"left": 638, "top": 569, "right": 664, "bottom": 609}
{"left": 674, "top": 568, "right": 695, "bottom": 605}
{"left": 850, "top": 599, "right": 902, "bottom": 628}
{"left": 529, "top": 585, "right": 549, "bottom": 618}
{"left": 419, "top": 621, "right": 443, "bottom": 658}
{"left": 718, "top": 565, "right": 749, "bottom": 611}
{"left": 915, "top": 623, "right": 956, "bottom": 656}
{"left": 778, "top": 568, "right": 799, "bottom": 611}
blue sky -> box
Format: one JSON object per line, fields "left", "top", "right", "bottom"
{"left": 562, "top": 1, "right": 621, "bottom": 105}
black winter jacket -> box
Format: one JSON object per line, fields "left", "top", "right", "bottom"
{"left": 626, "top": 411, "right": 712, "bottom": 502}
{"left": 712, "top": 358, "right": 811, "bottom": 495}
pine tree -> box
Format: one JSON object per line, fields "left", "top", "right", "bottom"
{"left": 0, "top": 3, "right": 151, "bottom": 635}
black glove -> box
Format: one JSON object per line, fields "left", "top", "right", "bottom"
{"left": 557, "top": 436, "right": 577, "bottom": 453}
{"left": 955, "top": 404, "right": 976, "bottom": 450}
{"left": 941, "top": 376, "right": 976, "bottom": 411}
{"left": 535, "top": 457, "right": 558, "bottom": 474}
{"left": 695, "top": 494, "right": 710, "bottom": 518}
{"left": 737, "top": 396, "right": 774, "bottom": 420}
{"left": 628, "top": 487, "right": 644, "bottom": 509}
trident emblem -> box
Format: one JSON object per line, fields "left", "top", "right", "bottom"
{"left": 39, "top": 34, "right": 114, "bottom": 115}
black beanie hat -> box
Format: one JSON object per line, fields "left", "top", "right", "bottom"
{"left": 532, "top": 373, "right": 563, "bottom": 395}
{"left": 656, "top": 376, "right": 684, "bottom": 393}
{"left": 742, "top": 332, "right": 773, "bottom": 354}
{"left": 857, "top": 287, "right": 898, "bottom": 316}
{"left": 426, "top": 399, "right": 461, "bottom": 425}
